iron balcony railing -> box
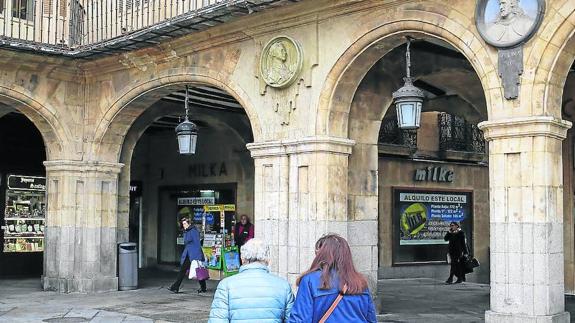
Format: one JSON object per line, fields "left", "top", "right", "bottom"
{"left": 378, "top": 118, "right": 418, "bottom": 149}
{"left": 438, "top": 112, "right": 486, "bottom": 154}
{"left": 0, "top": 0, "right": 230, "bottom": 48}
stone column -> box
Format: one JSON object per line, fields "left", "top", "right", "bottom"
{"left": 479, "top": 117, "right": 571, "bottom": 323}
{"left": 247, "top": 137, "right": 359, "bottom": 286}
{"left": 42, "top": 160, "right": 123, "bottom": 293}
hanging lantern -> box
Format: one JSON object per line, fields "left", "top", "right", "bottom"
{"left": 175, "top": 86, "right": 198, "bottom": 155}
{"left": 392, "top": 38, "right": 425, "bottom": 130}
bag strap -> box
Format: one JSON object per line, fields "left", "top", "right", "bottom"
{"left": 319, "top": 284, "right": 348, "bottom": 323}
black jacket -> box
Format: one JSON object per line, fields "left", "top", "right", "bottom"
{"left": 444, "top": 230, "right": 468, "bottom": 258}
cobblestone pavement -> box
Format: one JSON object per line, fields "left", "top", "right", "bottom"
{"left": 378, "top": 278, "right": 575, "bottom": 323}
{"left": 1, "top": 271, "right": 575, "bottom": 322}
{"left": 0, "top": 269, "right": 216, "bottom": 322}
{"left": 378, "top": 278, "right": 489, "bottom": 322}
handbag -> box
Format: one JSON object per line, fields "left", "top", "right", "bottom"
{"left": 462, "top": 255, "right": 480, "bottom": 273}
{"left": 188, "top": 260, "right": 200, "bottom": 279}
{"left": 195, "top": 266, "right": 209, "bottom": 281}
{"left": 319, "top": 284, "right": 348, "bottom": 323}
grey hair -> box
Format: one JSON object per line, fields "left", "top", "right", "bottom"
{"left": 240, "top": 239, "right": 270, "bottom": 264}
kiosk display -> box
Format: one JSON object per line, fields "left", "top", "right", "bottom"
{"left": 202, "top": 204, "right": 239, "bottom": 277}
{"left": 2, "top": 175, "right": 46, "bottom": 253}
{"left": 175, "top": 197, "right": 240, "bottom": 278}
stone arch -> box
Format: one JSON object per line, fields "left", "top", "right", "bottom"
{"left": 116, "top": 98, "right": 255, "bottom": 243}
{"left": 0, "top": 85, "right": 69, "bottom": 160}
{"left": 317, "top": 18, "right": 499, "bottom": 138}
{"left": 530, "top": 2, "right": 575, "bottom": 118}
{"left": 535, "top": 4, "right": 575, "bottom": 295}
{"left": 91, "top": 67, "right": 261, "bottom": 163}
{"left": 314, "top": 10, "right": 496, "bottom": 292}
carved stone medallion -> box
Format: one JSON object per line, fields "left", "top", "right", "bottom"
{"left": 475, "top": 0, "right": 545, "bottom": 48}
{"left": 259, "top": 36, "right": 303, "bottom": 89}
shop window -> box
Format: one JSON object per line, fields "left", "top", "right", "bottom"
{"left": 438, "top": 113, "right": 485, "bottom": 154}
{"left": 0, "top": 1, "right": 5, "bottom": 14}
{"left": 69, "top": 0, "right": 85, "bottom": 46}
{"left": 392, "top": 189, "right": 473, "bottom": 265}
{"left": 378, "top": 118, "right": 417, "bottom": 152}
{"left": 12, "top": 0, "right": 33, "bottom": 20}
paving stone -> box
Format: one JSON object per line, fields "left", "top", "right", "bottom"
{"left": 0, "top": 271, "right": 574, "bottom": 322}
{"left": 64, "top": 310, "right": 98, "bottom": 320}
{"left": 90, "top": 316, "right": 125, "bottom": 323}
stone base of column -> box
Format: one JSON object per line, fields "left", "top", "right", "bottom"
{"left": 42, "top": 276, "right": 118, "bottom": 293}
{"left": 486, "top": 311, "right": 570, "bottom": 323}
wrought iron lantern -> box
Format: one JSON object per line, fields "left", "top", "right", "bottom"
{"left": 175, "top": 86, "right": 198, "bottom": 155}
{"left": 392, "top": 38, "right": 425, "bottom": 130}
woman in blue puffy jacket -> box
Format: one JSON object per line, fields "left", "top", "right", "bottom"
{"left": 208, "top": 239, "right": 294, "bottom": 323}
{"left": 168, "top": 217, "right": 206, "bottom": 293}
{"left": 288, "top": 234, "right": 377, "bottom": 323}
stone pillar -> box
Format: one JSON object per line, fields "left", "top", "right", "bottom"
{"left": 42, "top": 160, "right": 123, "bottom": 293}
{"left": 479, "top": 117, "right": 571, "bottom": 323}
{"left": 247, "top": 137, "right": 361, "bottom": 286}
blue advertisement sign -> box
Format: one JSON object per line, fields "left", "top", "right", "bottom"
{"left": 397, "top": 191, "right": 471, "bottom": 246}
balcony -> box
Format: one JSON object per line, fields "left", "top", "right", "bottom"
{"left": 378, "top": 118, "right": 418, "bottom": 157}
{"left": 0, "top": 0, "right": 299, "bottom": 58}
{"left": 378, "top": 113, "right": 486, "bottom": 162}
{"left": 438, "top": 112, "right": 486, "bottom": 162}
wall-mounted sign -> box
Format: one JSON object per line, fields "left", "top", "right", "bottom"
{"left": 129, "top": 181, "right": 142, "bottom": 197}
{"left": 7, "top": 175, "right": 46, "bottom": 191}
{"left": 177, "top": 197, "right": 215, "bottom": 206}
{"left": 414, "top": 166, "right": 454, "bottom": 183}
{"left": 188, "top": 162, "right": 228, "bottom": 177}
{"left": 396, "top": 190, "right": 471, "bottom": 246}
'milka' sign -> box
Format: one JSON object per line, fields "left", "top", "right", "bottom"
{"left": 414, "top": 166, "right": 454, "bottom": 183}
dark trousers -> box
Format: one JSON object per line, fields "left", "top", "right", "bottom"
{"left": 449, "top": 256, "right": 465, "bottom": 281}
{"left": 170, "top": 257, "right": 207, "bottom": 291}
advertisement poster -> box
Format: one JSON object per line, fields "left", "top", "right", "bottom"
{"left": 397, "top": 190, "right": 470, "bottom": 246}
{"left": 177, "top": 197, "right": 216, "bottom": 228}
{"left": 223, "top": 249, "right": 240, "bottom": 273}
{"left": 203, "top": 246, "right": 221, "bottom": 269}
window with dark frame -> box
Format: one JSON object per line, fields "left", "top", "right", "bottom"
{"left": 392, "top": 188, "right": 473, "bottom": 265}
{"left": 11, "top": 0, "right": 33, "bottom": 21}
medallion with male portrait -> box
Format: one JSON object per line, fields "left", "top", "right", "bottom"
{"left": 476, "top": 0, "right": 545, "bottom": 48}
{"left": 259, "top": 36, "right": 303, "bottom": 88}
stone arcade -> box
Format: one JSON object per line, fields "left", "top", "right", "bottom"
{"left": 0, "top": 0, "right": 575, "bottom": 322}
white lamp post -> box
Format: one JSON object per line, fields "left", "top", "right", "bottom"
{"left": 392, "top": 38, "right": 425, "bottom": 130}
{"left": 175, "top": 86, "right": 198, "bottom": 155}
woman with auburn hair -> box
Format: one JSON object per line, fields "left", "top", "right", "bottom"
{"left": 288, "top": 234, "right": 377, "bottom": 323}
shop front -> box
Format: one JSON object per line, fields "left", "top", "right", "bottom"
{"left": 177, "top": 197, "right": 240, "bottom": 279}
{"left": 379, "top": 159, "right": 489, "bottom": 282}
{"left": 155, "top": 183, "right": 242, "bottom": 279}
{"left": 0, "top": 112, "right": 47, "bottom": 277}
{"left": 0, "top": 174, "right": 46, "bottom": 276}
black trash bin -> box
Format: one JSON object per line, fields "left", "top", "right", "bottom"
{"left": 118, "top": 242, "right": 138, "bottom": 291}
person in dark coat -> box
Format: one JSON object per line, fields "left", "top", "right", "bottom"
{"left": 169, "top": 217, "right": 207, "bottom": 293}
{"left": 444, "top": 221, "right": 469, "bottom": 284}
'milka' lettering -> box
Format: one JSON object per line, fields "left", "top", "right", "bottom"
{"left": 414, "top": 166, "right": 454, "bottom": 183}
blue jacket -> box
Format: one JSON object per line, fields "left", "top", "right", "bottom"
{"left": 208, "top": 262, "right": 295, "bottom": 323}
{"left": 180, "top": 226, "right": 204, "bottom": 265}
{"left": 288, "top": 271, "right": 377, "bottom": 323}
